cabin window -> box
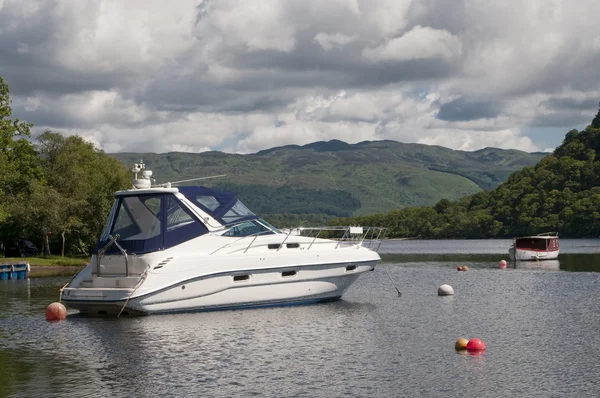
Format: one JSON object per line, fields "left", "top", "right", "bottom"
{"left": 222, "top": 220, "right": 272, "bottom": 237}
{"left": 222, "top": 200, "right": 255, "bottom": 224}
{"left": 164, "top": 195, "right": 208, "bottom": 248}
{"left": 196, "top": 195, "right": 220, "bottom": 211}
{"left": 233, "top": 275, "right": 250, "bottom": 282}
{"left": 113, "top": 195, "right": 162, "bottom": 240}
{"left": 96, "top": 193, "right": 209, "bottom": 255}
{"left": 166, "top": 197, "right": 194, "bottom": 231}
{"left": 515, "top": 238, "right": 548, "bottom": 250}
{"left": 143, "top": 197, "right": 161, "bottom": 217}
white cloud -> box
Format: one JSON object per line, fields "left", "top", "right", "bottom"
{"left": 194, "top": 0, "right": 297, "bottom": 52}
{"left": 363, "top": 25, "right": 462, "bottom": 62}
{"left": 2, "top": 0, "right": 600, "bottom": 156}
{"left": 418, "top": 129, "right": 539, "bottom": 152}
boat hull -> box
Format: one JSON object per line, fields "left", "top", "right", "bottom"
{"left": 62, "top": 261, "right": 376, "bottom": 316}
{"left": 508, "top": 247, "right": 559, "bottom": 261}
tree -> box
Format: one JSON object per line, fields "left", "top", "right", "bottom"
{"left": 9, "top": 180, "right": 66, "bottom": 255}
{"left": 592, "top": 102, "right": 600, "bottom": 129}
{"left": 36, "top": 131, "right": 131, "bottom": 255}
{"left": 333, "top": 106, "right": 600, "bottom": 239}
{"left": 0, "top": 77, "right": 41, "bottom": 223}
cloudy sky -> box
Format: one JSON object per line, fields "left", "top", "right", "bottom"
{"left": 1, "top": 0, "right": 599, "bottom": 154}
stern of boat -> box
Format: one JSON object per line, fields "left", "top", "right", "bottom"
{"left": 61, "top": 253, "right": 153, "bottom": 315}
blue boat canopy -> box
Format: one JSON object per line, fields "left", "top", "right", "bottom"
{"left": 177, "top": 186, "right": 258, "bottom": 225}
{"left": 93, "top": 186, "right": 259, "bottom": 255}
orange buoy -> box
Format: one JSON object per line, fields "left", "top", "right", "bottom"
{"left": 457, "top": 266, "right": 463, "bottom": 271}
{"left": 499, "top": 260, "right": 507, "bottom": 268}
{"left": 455, "top": 337, "right": 468, "bottom": 350}
{"left": 46, "top": 302, "right": 67, "bottom": 321}
{"left": 466, "top": 338, "right": 486, "bottom": 351}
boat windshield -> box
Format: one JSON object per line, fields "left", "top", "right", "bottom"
{"left": 221, "top": 220, "right": 277, "bottom": 237}
{"left": 178, "top": 186, "right": 260, "bottom": 225}
{"left": 515, "top": 238, "right": 548, "bottom": 250}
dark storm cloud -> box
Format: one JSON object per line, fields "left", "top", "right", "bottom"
{"left": 543, "top": 98, "right": 600, "bottom": 112}
{"left": 137, "top": 25, "right": 462, "bottom": 114}
{"left": 0, "top": 1, "right": 138, "bottom": 96}
{"left": 405, "top": 0, "right": 468, "bottom": 35}
{"left": 1, "top": 0, "right": 600, "bottom": 154}
{"left": 437, "top": 98, "right": 503, "bottom": 121}
{"left": 532, "top": 112, "right": 592, "bottom": 128}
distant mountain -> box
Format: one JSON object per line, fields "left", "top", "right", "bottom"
{"left": 111, "top": 140, "right": 547, "bottom": 217}
{"left": 334, "top": 117, "right": 600, "bottom": 238}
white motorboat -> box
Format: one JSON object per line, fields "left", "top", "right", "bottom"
{"left": 61, "top": 163, "right": 385, "bottom": 315}
{"left": 508, "top": 232, "right": 559, "bottom": 261}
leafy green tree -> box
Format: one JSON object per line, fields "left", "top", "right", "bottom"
{"left": 9, "top": 180, "right": 66, "bottom": 255}
{"left": 592, "top": 102, "right": 600, "bottom": 129}
{"left": 36, "top": 131, "right": 131, "bottom": 255}
{"left": 0, "top": 77, "right": 42, "bottom": 223}
{"left": 333, "top": 107, "right": 600, "bottom": 239}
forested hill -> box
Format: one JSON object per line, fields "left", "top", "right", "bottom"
{"left": 333, "top": 111, "right": 600, "bottom": 238}
{"left": 112, "top": 140, "right": 545, "bottom": 218}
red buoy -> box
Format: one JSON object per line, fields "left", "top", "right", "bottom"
{"left": 46, "top": 302, "right": 67, "bottom": 321}
{"left": 466, "top": 338, "right": 486, "bottom": 351}
{"left": 499, "top": 260, "right": 507, "bottom": 268}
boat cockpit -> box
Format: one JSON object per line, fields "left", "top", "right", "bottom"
{"left": 94, "top": 186, "right": 280, "bottom": 257}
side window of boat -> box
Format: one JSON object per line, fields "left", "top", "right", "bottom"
{"left": 166, "top": 199, "right": 194, "bottom": 231}
{"left": 222, "top": 220, "right": 270, "bottom": 237}
{"left": 112, "top": 201, "right": 141, "bottom": 239}
{"left": 164, "top": 195, "right": 208, "bottom": 248}
{"left": 222, "top": 200, "right": 255, "bottom": 224}
{"left": 195, "top": 195, "right": 220, "bottom": 211}
{"left": 116, "top": 196, "right": 162, "bottom": 240}
{"left": 142, "top": 197, "right": 161, "bottom": 217}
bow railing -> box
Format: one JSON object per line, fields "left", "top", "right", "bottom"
{"left": 211, "top": 225, "right": 387, "bottom": 255}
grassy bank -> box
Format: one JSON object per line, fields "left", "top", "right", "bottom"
{"left": 1, "top": 256, "right": 88, "bottom": 267}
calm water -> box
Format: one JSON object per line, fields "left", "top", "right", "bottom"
{"left": 2, "top": 240, "right": 600, "bottom": 397}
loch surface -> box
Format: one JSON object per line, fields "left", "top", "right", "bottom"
{"left": 2, "top": 239, "right": 600, "bottom": 397}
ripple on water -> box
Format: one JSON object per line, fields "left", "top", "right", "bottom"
{"left": 2, "top": 249, "right": 600, "bottom": 396}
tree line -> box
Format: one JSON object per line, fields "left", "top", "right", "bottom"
{"left": 332, "top": 107, "right": 600, "bottom": 239}
{"left": 4, "top": 72, "right": 600, "bottom": 251}
{"left": 0, "top": 77, "right": 131, "bottom": 256}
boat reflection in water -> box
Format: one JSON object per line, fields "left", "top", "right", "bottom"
{"left": 513, "top": 259, "right": 560, "bottom": 271}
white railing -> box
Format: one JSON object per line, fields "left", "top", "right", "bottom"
{"left": 211, "top": 225, "right": 387, "bottom": 255}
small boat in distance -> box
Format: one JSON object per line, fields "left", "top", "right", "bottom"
{"left": 508, "top": 232, "right": 559, "bottom": 261}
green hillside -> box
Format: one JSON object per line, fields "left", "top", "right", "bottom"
{"left": 334, "top": 109, "right": 600, "bottom": 238}
{"left": 111, "top": 140, "right": 545, "bottom": 220}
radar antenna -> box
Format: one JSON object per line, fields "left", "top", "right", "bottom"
{"left": 131, "top": 161, "right": 225, "bottom": 189}
{"left": 131, "top": 160, "right": 154, "bottom": 189}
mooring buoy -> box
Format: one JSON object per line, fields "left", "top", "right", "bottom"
{"left": 46, "top": 302, "right": 67, "bottom": 321}
{"left": 467, "top": 338, "right": 486, "bottom": 351}
{"left": 455, "top": 337, "right": 468, "bottom": 350}
{"left": 438, "top": 284, "right": 454, "bottom": 296}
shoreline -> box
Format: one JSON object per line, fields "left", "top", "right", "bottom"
{"left": 30, "top": 265, "right": 85, "bottom": 277}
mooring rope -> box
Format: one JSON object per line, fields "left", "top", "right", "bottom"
{"left": 117, "top": 267, "right": 150, "bottom": 318}
{"left": 58, "top": 282, "right": 70, "bottom": 303}
{"left": 382, "top": 264, "right": 402, "bottom": 297}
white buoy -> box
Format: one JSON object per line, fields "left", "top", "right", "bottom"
{"left": 438, "top": 284, "right": 454, "bottom": 296}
